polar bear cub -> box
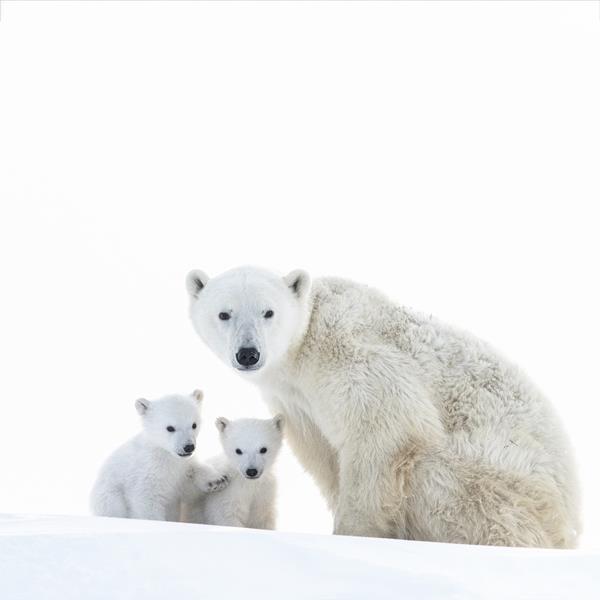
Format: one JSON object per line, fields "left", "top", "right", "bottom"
{"left": 191, "top": 415, "right": 284, "bottom": 529}
{"left": 91, "top": 390, "right": 228, "bottom": 521}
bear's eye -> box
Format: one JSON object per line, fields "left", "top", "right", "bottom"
{"left": 218, "top": 312, "right": 231, "bottom": 321}
{"left": 264, "top": 310, "right": 274, "bottom": 319}
{"left": 260, "top": 447, "right": 267, "bottom": 454}
{"left": 235, "top": 448, "right": 243, "bottom": 455}
{"left": 166, "top": 426, "right": 175, "bottom": 432}
{"left": 192, "top": 423, "right": 197, "bottom": 429}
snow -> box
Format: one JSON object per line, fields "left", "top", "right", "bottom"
{"left": 0, "top": 515, "right": 598, "bottom": 600}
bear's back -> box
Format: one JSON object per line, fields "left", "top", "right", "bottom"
{"left": 300, "top": 277, "right": 553, "bottom": 437}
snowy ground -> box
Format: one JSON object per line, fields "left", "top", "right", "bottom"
{"left": 0, "top": 515, "right": 598, "bottom": 600}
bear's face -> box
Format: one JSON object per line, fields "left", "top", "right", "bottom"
{"left": 215, "top": 415, "right": 284, "bottom": 479}
{"left": 186, "top": 266, "right": 311, "bottom": 376}
{"left": 135, "top": 391, "right": 203, "bottom": 458}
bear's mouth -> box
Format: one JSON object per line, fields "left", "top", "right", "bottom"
{"left": 177, "top": 451, "right": 193, "bottom": 458}
{"left": 234, "top": 364, "right": 262, "bottom": 372}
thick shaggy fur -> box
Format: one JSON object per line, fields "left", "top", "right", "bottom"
{"left": 187, "top": 267, "right": 580, "bottom": 547}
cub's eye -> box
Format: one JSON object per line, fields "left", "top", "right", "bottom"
{"left": 219, "top": 312, "right": 231, "bottom": 321}
{"left": 235, "top": 448, "right": 243, "bottom": 455}
{"left": 166, "top": 426, "right": 175, "bottom": 432}
{"left": 192, "top": 423, "right": 197, "bottom": 429}
{"left": 260, "top": 447, "right": 267, "bottom": 454}
{"left": 264, "top": 310, "right": 274, "bottom": 319}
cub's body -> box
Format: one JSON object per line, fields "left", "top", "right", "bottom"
{"left": 200, "top": 453, "right": 277, "bottom": 529}
{"left": 188, "top": 416, "right": 283, "bottom": 529}
{"left": 91, "top": 391, "right": 227, "bottom": 521}
{"left": 92, "top": 433, "right": 194, "bottom": 520}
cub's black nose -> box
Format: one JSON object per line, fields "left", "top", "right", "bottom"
{"left": 236, "top": 347, "right": 260, "bottom": 367}
{"left": 246, "top": 468, "right": 258, "bottom": 478}
{"left": 184, "top": 444, "right": 195, "bottom": 453}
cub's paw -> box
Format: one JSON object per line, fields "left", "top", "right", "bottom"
{"left": 206, "top": 474, "right": 229, "bottom": 493}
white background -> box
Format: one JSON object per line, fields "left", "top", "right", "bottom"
{"left": 0, "top": 1, "right": 598, "bottom": 547}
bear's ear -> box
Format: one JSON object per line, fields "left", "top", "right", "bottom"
{"left": 135, "top": 398, "right": 150, "bottom": 415}
{"left": 215, "top": 417, "right": 229, "bottom": 432}
{"left": 186, "top": 269, "right": 209, "bottom": 299}
{"left": 283, "top": 269, "right": 311, "bottom": 300}
{"left": 272, "top": 413, "right": 285, "bottom": 432}
{"left": 192, "top": 389, "right": 204, "bottom": 404}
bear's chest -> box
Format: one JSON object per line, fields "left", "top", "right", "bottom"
{"left": 261, "top": 377, "right": 345, "bottom": 450}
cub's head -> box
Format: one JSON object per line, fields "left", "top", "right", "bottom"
{"left": 186, "top": 266, "right": 311, "bottom": 375}
{"left": 215, "top": 415, "right": 284, "bottom": 479}
{"left": 135, "top": 390, "right": 203, "bottom": 458}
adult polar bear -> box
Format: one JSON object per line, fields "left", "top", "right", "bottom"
{"left": 186, "top": 266, "right": 579, "bottom": 547}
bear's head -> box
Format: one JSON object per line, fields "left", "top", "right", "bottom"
{"left": 186, "top": 266, "right": 311, "bottom": 376}
{"left": 135, "top": 390, "right": 203, "bottom": 458}
{"left": 215, "top": 415, "right": 284, "bottom": 479}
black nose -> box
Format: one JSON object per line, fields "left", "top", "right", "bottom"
{"left": 246, "top": 468, "right": 258, "bottom": 478}
{"left": 236, "top": 347, "right": 260, "bottom": 367}
{"left": 184, "top": 444, "right": 195, "bottom": 453}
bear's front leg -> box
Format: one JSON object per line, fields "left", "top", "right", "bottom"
{"left": 265, "top": 395, "right": 340, "bottom": 511}
{"left": 130, "top": 495, "right": 169, "bottom": 521}
{"left": 333, "top": 442, "right": 400, "bottom": 539}
{"left": 327, "top": 353, "right": 443, "bottom": 539}
{"left": 184, "top": 463, "right": 231, "bottom": 499}
{"left": 205, "top": 473, "right": 229, "bottom": 493}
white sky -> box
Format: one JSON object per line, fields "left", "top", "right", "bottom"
{"left": 0, "top": 1, "right": 598, "bottom": 547}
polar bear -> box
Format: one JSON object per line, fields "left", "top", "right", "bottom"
{"left": 186, "top": 415, "right": 284, "bottom": 529}
{"left": 185, "top": 266, "right": 580, "bottom": 548}
{"left": 91, "top": 391, "right": 228, "bottom": 521}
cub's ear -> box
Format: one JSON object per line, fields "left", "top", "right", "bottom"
{"left": 272, "top": 413, "right": 285, "bottom": 432}
{"left": 283, "top": 269, "right": 311, "bottom": 300}
{"left": 192, "top": 389, "right": 204, "bottom": 404}
{"left": 135, "top": 398, "right": 150, "bottom": 415}
{"left": 215, "top": 417, "right": 229, "bottom": 432}
{"left": 186, "top": 269, "right": 209, "bottom": 299}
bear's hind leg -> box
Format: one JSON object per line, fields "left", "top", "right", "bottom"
{"left": 409, "top": 458, "right": 568, "bottom": 547}
{"left": 91, "top": 487, "right": 129, "bottom": 518}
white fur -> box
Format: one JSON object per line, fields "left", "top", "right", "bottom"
{"left": 187, "top": 266, "right": 580, "bottom": 548}
{"left": 91, "top": 391, "right": 227, "bottom": 521}
{"left": 187, "top": 416, "right": 283, "bottom": 529}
